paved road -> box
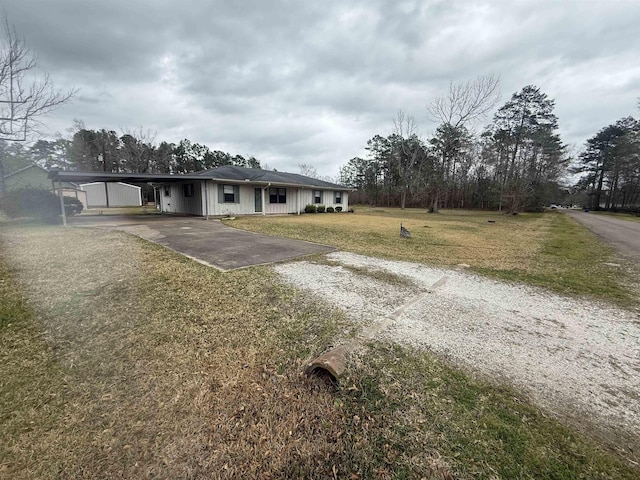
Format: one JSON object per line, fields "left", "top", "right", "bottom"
{"left": 565, "top": 211, "right": 640, "bottom": 259}
{"left": 69, "top": 215, "right": 334, "bottom": 270}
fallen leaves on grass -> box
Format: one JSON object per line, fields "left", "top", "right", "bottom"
{"left": 0, "top": 226, "right": 456, "bottom": 479}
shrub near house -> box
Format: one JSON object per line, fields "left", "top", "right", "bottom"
{"left": 0, "top": 188, "right": 61, "bottom": 223}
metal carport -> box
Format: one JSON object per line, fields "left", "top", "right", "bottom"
{"left": 48, "top": 170, "right": 212, "bottom": 226}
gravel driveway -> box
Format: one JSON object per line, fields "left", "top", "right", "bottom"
{"left": 276, "top": 252, "right": 640, "bottom": 440}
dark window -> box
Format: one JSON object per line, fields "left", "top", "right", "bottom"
{"left": 183, "top": 183, "right": 194, "bottom": 197}
{"left": 335, "top": 191, "right": 342, "bottom": 204}
{"left": 269, "top": 187, "right": 286, "bottom": 204}
{"left": 223, "top": 184, "right": 235, "bottom": 203}
{"left": 313, "top": 190, "right": 322, "bottom": 204}
{"left": 164, "top": 185, "right": 171, "bottom": 197}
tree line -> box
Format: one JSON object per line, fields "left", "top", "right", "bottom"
{"left": 339, "top": 82, "right": 570, "bottom": 213}
{"left": 574, "top": 117, "right": 640, "bottom": 211}
{"left": 2, "top": 121, "right": 262, "bottom": 177}
{"left": 339, "top": 81, "right": 640, "bottom": 213}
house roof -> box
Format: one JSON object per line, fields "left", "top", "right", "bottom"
{"left": 195, "top": 165, "right": 347, "bottom": 189}
{"left": 49, "top": 166, "right": 352, "bottom": 190}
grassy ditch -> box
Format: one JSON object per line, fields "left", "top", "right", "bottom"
{"left": 592, "top": 211, "right": 640, "bottom": 223}
{"left": 1, "top": 225, "right": 638, "bottom": 478}
{"left": 338, "top": 342, "right": 639, "bottom": 479}
{"left": 227, "top": 208, "right": 636, "bottom": 306}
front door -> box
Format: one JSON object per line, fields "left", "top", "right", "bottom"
{"left": 254, "top": 187, "right": 263, "bottom": 213}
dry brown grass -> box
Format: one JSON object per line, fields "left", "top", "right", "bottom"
{"left": 228, "top": 208, "right": 547, "bottom": 271}
{"left": 2, "top": 224, "right": 638, "bottom": 479}
{"left": 0, "top": 226, "right": 362, "bottom": 479}
{"left": 1, "top": 225, "right": 474, "bottom": 479}
{"left": 228, "top": 207, "right": 636, "bottom": 305}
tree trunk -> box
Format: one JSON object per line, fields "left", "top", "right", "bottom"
{"left": 0, "top": 156, "right": 5, "bottom": 195}
{"left": 429, "top": 191, "right": 439, "bottom": 213}
{"left": 594, "top": 167, "right": 605, "bottom": 210}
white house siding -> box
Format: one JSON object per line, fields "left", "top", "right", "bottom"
{"left": 264, "top": 187, "right": 297, "bottom": 214}
{"left": 163, "top": 181, "right": 349, "bottom": 216}
{"left": 207, "top": 183, "right": 258, "bottom": 216}
{"left": 81, "top": 182, "right": 142, "bottom": 208}
{"left": 160, "top": 181, "right": 203, "bottom": 215}
{"left": 299, "top": 189, "right": 349, "bottom": 211}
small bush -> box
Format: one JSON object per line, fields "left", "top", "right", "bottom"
{"left": 64, "top": 196, "right": 84, "bottom": 216}
{"left": 304, "top": 204, "right": 317, "bottom": 213}
{"left": 316, "top": 205, "right": 326, "bottom": 213}
{"left": 335, "top": 206, "right": 342, "bottom": 212}
{"left": 348, "top": 207, "right": 355, "bottom": 213}
{"left": 326, "top": 206, "right": 335, "bottom": 213}
{"left": 0, "top": 188, "right": 60, "bottom": 223}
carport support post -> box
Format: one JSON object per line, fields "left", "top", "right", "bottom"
{"left": 261, "top": 186, "right": 266, "bottom": 216}
{"left": 204, "top": 181, "right": 210, "bottom": 220}
{"left": 58, "top": 179, "right": 67, "bottom": 226}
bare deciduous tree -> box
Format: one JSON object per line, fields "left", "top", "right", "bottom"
{"left": 298, "top": 163, "right": 319, "bottom": 179}
{"left": 393, "top": 111, "right": 428, "bottom": 209}
{"left": 427, "top": 74, "right": 500, "bottom": 129}
{"left": 426, "top": 75, "right": 500, "bottom": 212}
{"left": 0, "top": 17, "right": 76, "bottom": 191}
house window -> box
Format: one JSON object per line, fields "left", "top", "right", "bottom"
{"left": 183, "top": 183, "right": 194, "bottom": 197}
{"left": 335, "top": 191, "right": 342, "bottom": 204}
{"left": 313, "top": 190, "right": 322, "bottom": 204}
{"left": 223, "top": 184, "right": 236, "bottom": 203}
{"left": 269, "top": 187, "right": 286, "bottom": 204}
{"left": 164, "top": 185, "right": 171, "bottom": 197}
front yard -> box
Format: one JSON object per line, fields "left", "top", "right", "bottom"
{"left": 1, "top": 214, "right": 638, "bottom": 478}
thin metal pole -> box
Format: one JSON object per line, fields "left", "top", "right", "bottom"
{"left": 58, "top": 179, "right": 67, "bottom": 226}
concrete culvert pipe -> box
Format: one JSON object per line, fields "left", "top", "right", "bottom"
{"left": 304, "top": 345, "right": 348, "bottom": 383}
{"left": 303, "top": 277, "right": 449, "bottom": 383}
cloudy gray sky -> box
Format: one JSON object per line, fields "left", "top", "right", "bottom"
{"left": 3, "top": 0, "right": 639, "bottom": 177}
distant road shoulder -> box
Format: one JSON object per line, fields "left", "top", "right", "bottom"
{"left": 564, "top": 210, "right": 640, "bottom": 259}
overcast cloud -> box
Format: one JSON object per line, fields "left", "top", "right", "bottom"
{"left": 3, "top": 0, "right": 639, "bottom": 177}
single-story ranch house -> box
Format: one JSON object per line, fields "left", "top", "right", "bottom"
{"left": 49, "top": 165, "right": 353, "bottom": 217}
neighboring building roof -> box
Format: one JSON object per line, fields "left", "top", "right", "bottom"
{"left": 3, "top": 163, "right": 48, "bottom": 179}
{"left": 50, "top": 166, "right": 352, "bottom": 190}
{"left": 4, "top": 164, "right": 79, "bottom": 190}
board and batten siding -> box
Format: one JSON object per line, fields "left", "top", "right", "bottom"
{"left": 299, "top": 189, "right": 349, "bottom": 210}
{"left": 81, "top": 182, "right": 142, "bottom": 208}
{"left": 163, "top": 181, "right": 350, "bottom": 216}
{"left": 160, "top": 181, "right": 203, "bottom": 215}
{"left": 207, "top": 183, "right": 257, "bottom": 215}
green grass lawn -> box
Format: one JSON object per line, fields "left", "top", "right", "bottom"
{"left": 1, "top": 224, "right": 638, "bottom": 478}
{"left": 227, "top": 207, "right": 637, "bottom": 307}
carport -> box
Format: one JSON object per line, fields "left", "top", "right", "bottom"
{"left": 49, "top": 171, "right": 211, "bottom": 225}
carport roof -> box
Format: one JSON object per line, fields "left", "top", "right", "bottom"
{"left": 49, "top": 166, "right": 354, "bottom": 190}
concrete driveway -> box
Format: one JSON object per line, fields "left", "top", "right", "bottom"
{"left": 69, "top": 215, "right": 335, "bottom": 270}
{"left": 565, "top": 210, "right": 640, "bottom": 259}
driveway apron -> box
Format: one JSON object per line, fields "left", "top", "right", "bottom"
{"left": 69, "top": 215, "right": 334, "bottom": 270}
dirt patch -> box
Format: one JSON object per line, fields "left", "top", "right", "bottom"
{"left": 275, "top": 252, "right": 640, "bottom": 445}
